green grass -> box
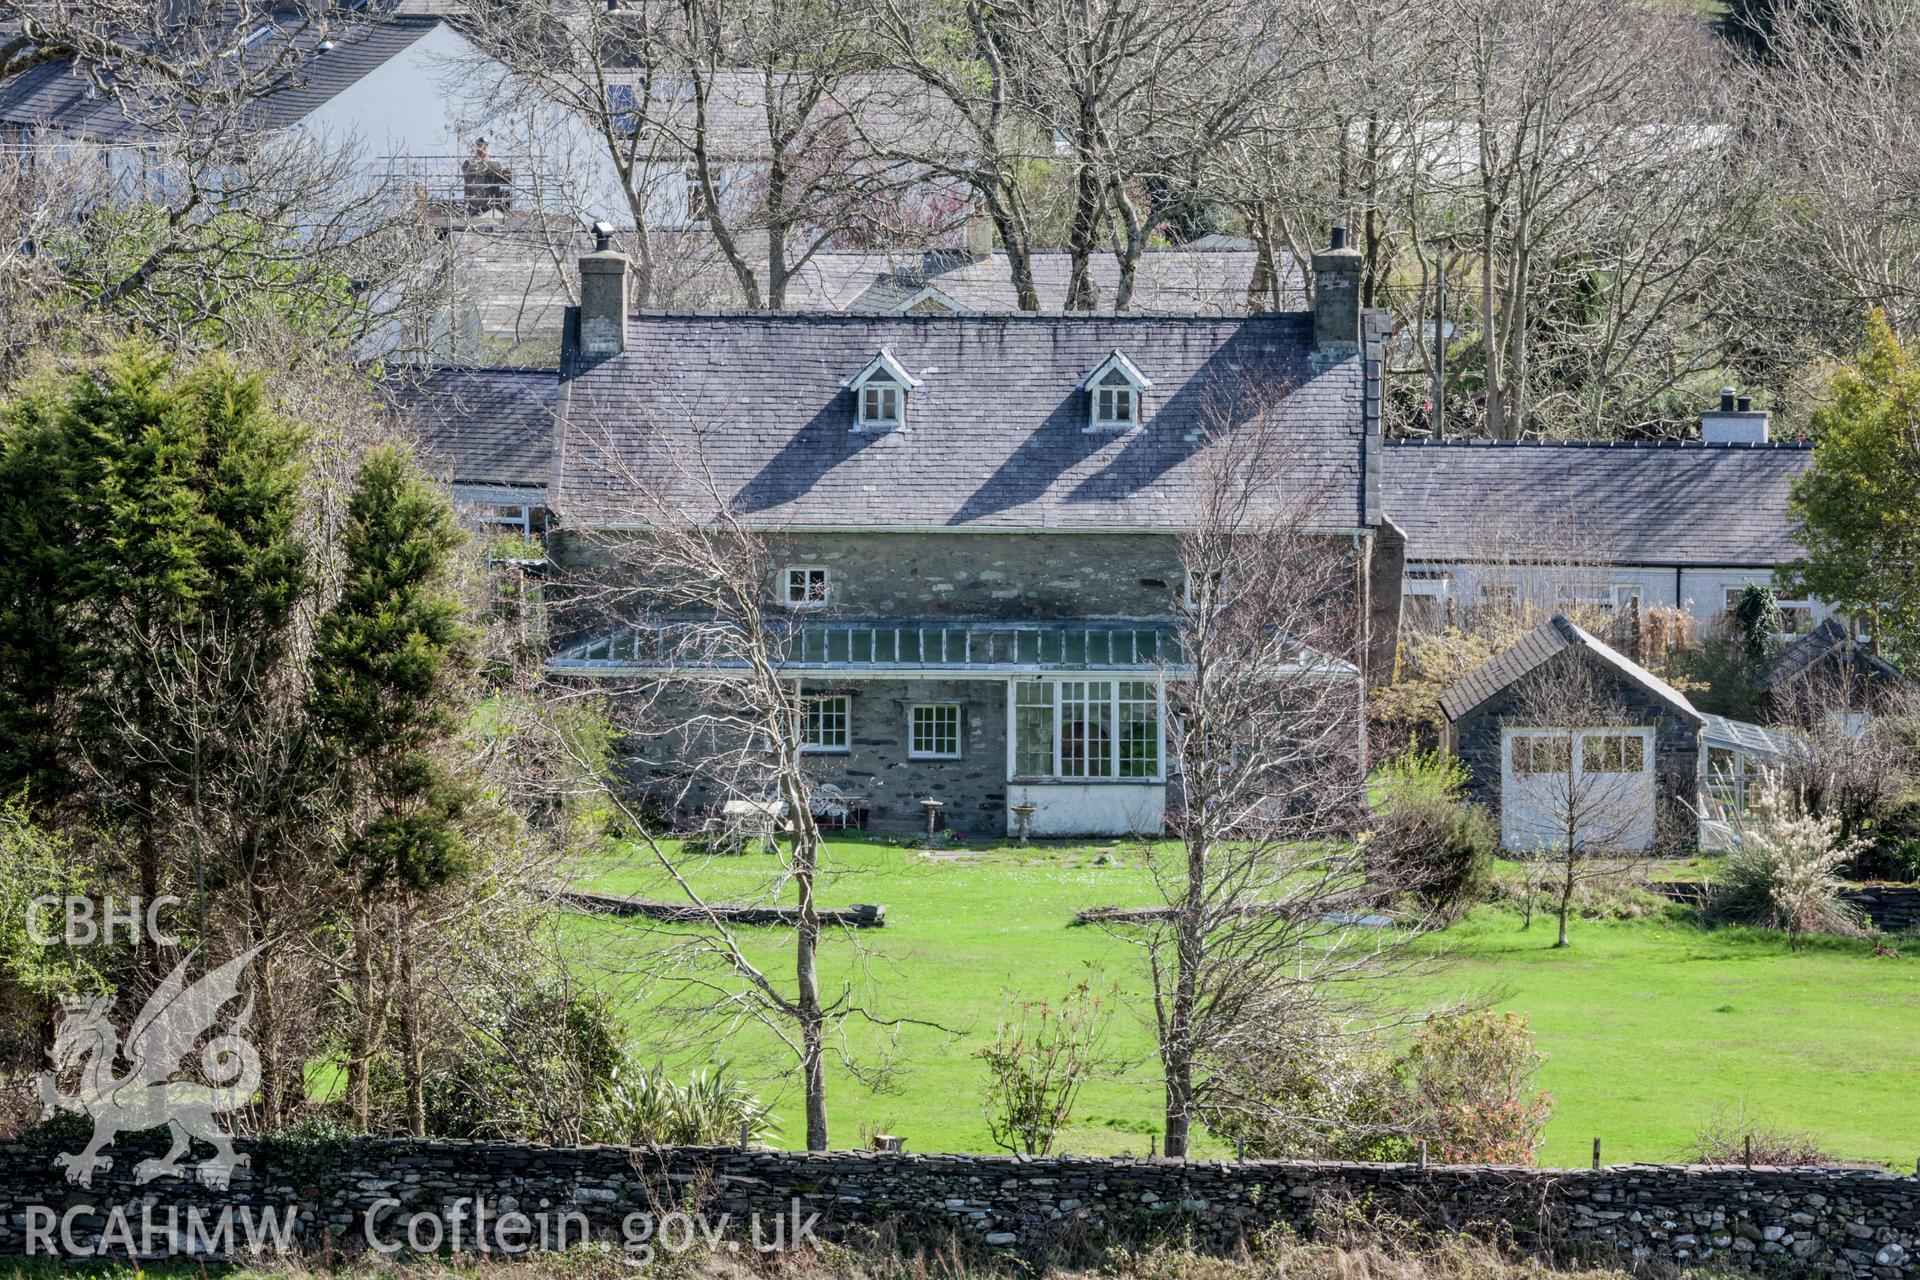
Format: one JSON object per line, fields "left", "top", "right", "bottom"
{"left": 570, "top": 836, "right": 1918, "bottom": 1168}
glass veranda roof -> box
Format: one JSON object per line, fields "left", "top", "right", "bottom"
{"left": 548, "top": 619, "right": 1360, "bottom": 678}
{"left": 551, "top": 619, "right": 1182, "bottom": 673}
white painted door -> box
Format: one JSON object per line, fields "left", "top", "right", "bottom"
{"left": 1500, "top": 727, "right": 1656, "bottom": 852}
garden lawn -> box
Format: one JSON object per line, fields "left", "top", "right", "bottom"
{"left": 569, "top": 837, "right": 1920, "bottom": 1168}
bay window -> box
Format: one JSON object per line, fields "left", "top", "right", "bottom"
{"left": 1012, "top": 679, "right": 1161, "bottom": 781}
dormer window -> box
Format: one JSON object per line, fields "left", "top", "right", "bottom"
{"left": 861, "top": 383, "right": 902, "bottom": 428}
{"left": 1080, "top": 350, "right": 1152, "bottom": 431}
{"left": 843, "top": 348, "right": 923, "bottom": 432}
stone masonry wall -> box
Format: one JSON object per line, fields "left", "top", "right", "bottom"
{"left": 1453, "top": 648, "right": 1703, "bottom": 852}
{"left": 2, "top": 1135, "right": 1916, "bottom": 1275}
{"left": 625, "top": 678, "right": 1010, "bottom": 835}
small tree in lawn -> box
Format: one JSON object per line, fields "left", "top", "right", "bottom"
{"left": 311, "top": 446, "right": 481, "bottom": 1136}
{"left": 1502, "top": 654, "right": 1647, "bottom": 948}
{"left": 1394, "top": 1010, "right": 1551, "bottom": 1165}
{"left": 977, "top": 978, "right": 1116, "bottom": 1156}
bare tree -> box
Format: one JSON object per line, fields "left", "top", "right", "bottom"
{"left": 1111, "top": 387, "right": 1431, "bottom": 1159}
{"left": 459, "top": 0, "right": 952, "bottom": 311}
{"left": 545, "top": 422, "right": 931, "bottom": 1151}
{"left": 1500, "top": 654, "right": 1649, "bottom": 947}
{"left": 0, "top": 2, "right": 448, "bottom": 371}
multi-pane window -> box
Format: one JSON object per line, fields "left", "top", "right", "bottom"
{"left": 1095, "top": 385, "right": 1134, "bottom": 425}
{"left": 860, "top": 383, "right": 902, "bottom": 427}
{"left": 1117, "top": 681, "right": 1158, "bottom": 778}
{"left": 909, "top": 704, "right": 961, "bottom": 759}
{"left": 800, "top": 695, "right": 850, "bottom": 753}
{"left": 1015, "top": 681, "right": 1055, "bottom": 778}
{"left": 784, "top": 566, "right": 831, "bottom": 609}
{"left": 1059, "top": 680, "right": 1114, "bottom": 778}
{"left": 1582, "top": 733, "right": 1646, "bottom": 774}
{"left": 1013, "top": 680, "right": 1160, "bottom": 780}
{"left": 1509, "top": 733, "right": 1572, "bottom": 777}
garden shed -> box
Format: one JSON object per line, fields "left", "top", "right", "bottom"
{"left": 1440, "top": 614, "right": 1704, "bottom": 853}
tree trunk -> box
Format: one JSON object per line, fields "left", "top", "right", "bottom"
{"left": 397, "top": 903, "right": 426, "bottom": 1137}
{"left": 990, "top": 198, "right": 1041, "bottom": 311}
{"left": 793, "top": 822, "right": 827, "bottom": 1151}
{"left": 1556, "top": 855, "right": 1574, "bottom": 948}
{"left": 347, "top": 901, "right": 377, "bottom": 1130}
{"left": 1162, "top": 839, "right": 1206, "bottom": 1160}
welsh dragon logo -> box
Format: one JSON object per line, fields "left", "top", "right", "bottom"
{"left": 36, "top": 946, "right": 263, "bottom": 1189}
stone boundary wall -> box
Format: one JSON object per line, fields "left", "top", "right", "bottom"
{"left": 1657, "top": 881, "right": 1920, "bottom": 932}
{"left": 2, "top": 1135, "right": 1916, "bottom": 1275}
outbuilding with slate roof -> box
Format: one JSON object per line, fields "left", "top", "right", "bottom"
{"left": 1442, "top": 614, "right": 1706, "bottom": 852}
{"left": 1381, "top": 435, "right": 1828, "bottom": 635}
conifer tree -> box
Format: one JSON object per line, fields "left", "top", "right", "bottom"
{"left": 310, "top": 445, "right": 479, "bottom": 1134}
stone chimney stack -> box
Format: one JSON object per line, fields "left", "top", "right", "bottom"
{"left": 1312, "top": 222, "right": 1363, "bottom": 350}
{"left": 577, "top": 222, "right": 630, "bottom": 359}
{"left": 1700, "top": 385, "right": 1770, "bottom": 444}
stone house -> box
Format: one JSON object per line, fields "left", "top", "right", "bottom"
{"left": 1441, "top": 614, "right": 1706, "bottom": 852}
{"left": 1381, "top": 394, "right": 1831, "bottom": 637}
{"left": 533, "top": 231, "right": 1394, "bottom": 837}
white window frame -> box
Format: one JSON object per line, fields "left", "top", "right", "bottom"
{"left": 1182, "top": 572, "right": 1229, "bottom": 612}
{"left": 783, "top": 565, "right": 831, "bottom": 610}
{"left": 1006, "top": 678, "right": 1164, "bottom": 782}
{"left": 859, "top": 381, "right": 903, "bottom": 429}
{"left": 908, "top": 703, "right": 962, "bottom": 760}
{"left": 1092, "top": 384, "right": 1135, "bottom": 428}
{"left": 799, "top": 694, "right": 850, "bottom": 754}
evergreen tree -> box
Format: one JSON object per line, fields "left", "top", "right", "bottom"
{"left": 0, "top": 344, "right": 309, "bottom": 980}
{"left": 1786, "top": 311, "right": 1920, "bottom": 664}
{"left": 310, "top": 445, "right": 479, "bottom": 1133}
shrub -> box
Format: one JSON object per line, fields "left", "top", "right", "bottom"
{"left": 589, "top": 1061, "right": 775, "bottom": 1148}
{"left": 1691, "top": 1105, "right": 1839, "bottom": 1166}
{"left": 1365, "top": 746, "right": 1496, "bottom": 922}
{"left": 1707, "top": 774, "right": 1868, "bottom": 945}
{"left": 1391, "top": 1011, "right": 1552, "bottom": 1165}
{"left": 977, "top": 978, "right": 1116, "bottom": 1155}
{"left": 1198, "top": 1028, "right": 1406, "bottom": 1162}
{"left": 408, "top": 981, "right": 627, "bottom": 1142}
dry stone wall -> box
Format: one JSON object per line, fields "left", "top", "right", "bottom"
{"left": 1, "top": 1134, "right": 1915, "bottom": 1275}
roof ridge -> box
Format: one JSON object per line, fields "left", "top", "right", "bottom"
{"left": 618, "top": 310, "right": 1310, "bottom": 323}
{"left": 1383, "top": 437, "right": 1813, "bottom": 450}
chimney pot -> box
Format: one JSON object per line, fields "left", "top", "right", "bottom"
{"left": 1720, "top": 387, "right": 1736, "bottom": 413}
{"left": 1736, "top": 396, "right": 1752, "bottom": 412}
{"left": 1330, "top": 221, "right": 1348, "bottom": 251}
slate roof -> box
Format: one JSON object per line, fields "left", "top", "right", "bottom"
{"left": 1382, "top": 439, "right": 1814, "bottom": 567}
{"left": 1439, "top": 613, "right": 1703, "bottom": 724}
{"left": 438, "top": 233, "right": 1276, "bottom": 349}
{"left": 842, "top": 248, "right": 1280, "bottom": 314}
{"left": 554, "top": 312, "right": 1372, "bottom": 531}
{"left": 604, "top": 69, "right": 953, "bottom": 162}
{"left": 381, "top": 365, "right": 560, "bottom": 491}
{"left": 0, "top": 15, "right": 441, "bottom": 141}
{"left": 1759, "top": 618, "right": 1908, "bottom": 691}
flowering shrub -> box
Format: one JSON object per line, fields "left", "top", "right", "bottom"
{"left": 1393, "top": 1011, "right": 1551, "bottom": 1165}
{"left": 1708, "top": 773, "right": 1867, "bottom": 946}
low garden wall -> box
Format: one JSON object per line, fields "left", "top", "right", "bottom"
{"left": 2, "top": 1133, "right": 1916, "bottom": 1275}
{"left": 1657, "top": 881, "right": 1920, "bottom": 932}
